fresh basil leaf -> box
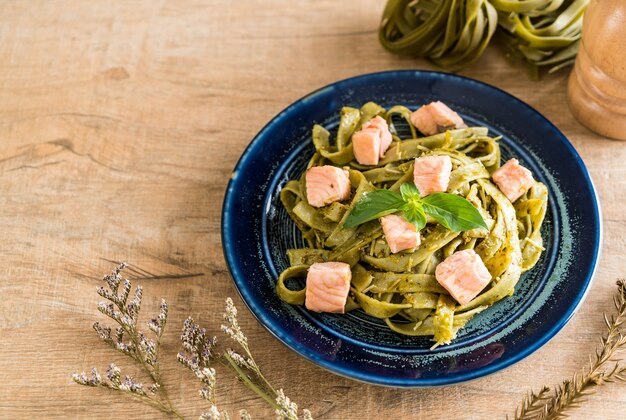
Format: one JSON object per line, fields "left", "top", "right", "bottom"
{"left": 421, "top": 193, "right": 488, "bottom": 232}
{"left": 401, "top": 201, "right": 426, "bottom": 231}
{"left": 343, "top": 190, "right": 406, "bottom": 228}
{"left": 400, "top": 182, "right": 421, "bottom": 202}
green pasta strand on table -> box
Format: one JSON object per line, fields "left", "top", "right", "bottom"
{"left": 379, "top": 0, "right": 589, "bottom": 76}
{"left": 277, "top": 102, "right": 548, "bottom": 347}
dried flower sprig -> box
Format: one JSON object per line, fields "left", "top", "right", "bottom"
{"left": 512, "top": 279, "right": 626, "bottom": 420}
{"left": 72, "top": 364, "right": 177, "bottom": 415}
{"left": 221, "top": 299, "right": 313, "bottom": 419}
{"left": 74, "top": 263, "right": 312, "bottom": 420}
{"left": 221, "top": 298, "right": 279, "bottom": 406}
{"left": 177, "top": 316, "right": 228, "bottom": 418}
{"left": 178, "top": 301, "right": 312, "bottom": 420}
{"left": 92, "top": 263, "right": 168, "bottom": 383}
{"left": 73, "top": 263, "right": 183, "bottom": 419}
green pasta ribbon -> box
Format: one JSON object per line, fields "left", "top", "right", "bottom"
{"left": 276, "top": 102, "right": 548, "bottom": 347}
{"left": 379, "top": 0, "right": 589, "bottom": 77}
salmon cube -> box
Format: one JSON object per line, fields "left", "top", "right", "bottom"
{"left": 352, "top": 128, "right": 381, "bottom": 165}
{"left": 305, "top": 166, "right": 351, "bottom": 208}
{"left": 410, "top": 101, "right": 467, "bottom": 136}
{"left": 362, "top": 115, "right": 393, "bottom": 157}
{"left": 380, "top": 214, "right": 421, "bottom": 253}
{"left": 413, "top": 155, "right": 452, "bottom": 197}
{"left": 435, "top": 249, "right": 492, "bottom": 305}
{"left": 492, "top": 158, "right": 535, "bottom": 202}
{"left": 305, "top": 262, "right": 352, "bottom": 313}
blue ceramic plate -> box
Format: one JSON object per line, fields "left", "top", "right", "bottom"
{"left": 221, "top": 71, "right": 602, "bottom": 387}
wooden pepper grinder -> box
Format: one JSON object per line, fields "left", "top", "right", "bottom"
{"left": 568, "top": 0, "right": 626, "bottom": 140}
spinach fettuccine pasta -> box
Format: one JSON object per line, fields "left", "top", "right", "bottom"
{"left": 379, "top": 0, "right": 588, "bottom": 76}
{"left": 276, "top": 101, "right": 548, "bottom": 347}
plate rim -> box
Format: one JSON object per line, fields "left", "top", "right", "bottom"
{"left": 221, "top": 70, "right": 603, "bottom": 387}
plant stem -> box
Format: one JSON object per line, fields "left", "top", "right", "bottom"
{"left": 153, "top": 333, "right": 176, "bottom": 411}
{"left": 118, "top": 320, "right": 180, "bottom": 417}
{"left": 223, "top": 352, "right": 280, "bottom": 410}
{"left": 101, "top": 385, "right": 185, "bottom": 419}
{"left": 256, "top": 370, "right": 278, "bottom": 396}
{"left": 134, "top": 394, "right": 185, "bottom": 419}
{"left": 239, "top": 346, "right": 277, "bottom": 395}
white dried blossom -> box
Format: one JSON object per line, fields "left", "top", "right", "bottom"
{"left": 91, "top": 368, "right": 102, "bottom": 385}
{"left": 197, "top": 370, "right": 217, "bottom": 404}
{"left": 93, "top": 322, "right": 112, "bottom": 341}
{"left": 148, "top": 299, "right": 168, "bottom": 337}
{"left": 199, "top": 379, "right": 217, "bottom": 403}
{"left": 71, "top": 372, "right": 89, "bottom": 385}
{"left": 115, "top": 341, "right": 134, "bottom": 354}
{"left": 181, "top": 318, "right": 198, "bottom": 352}
{"left": 223, "top": 298, "right": 238, "bottom": 328}
{"left": 148, "top": 382, "right": 160, "bottom": 394}
{"left": 71, "top": 367, "right": 104, "bottom": 387}
{"left": 226, "top": 349, "right": 257, "bottom": 371}
{"left": 115, "top": 326, "right": 124, "bottom": 342}
{"left": 120, "top": 314, "right": 134, "bottom": 328}
{"left": 225, "top": 297, "right": 238, "bottom": 319}
{"left": 138, "top": 333, "right": 157, "bottom": 366}
{"left": 96, "top": 286, "right": 113, "bottom": 301}
{"left": 199, "top": 405, "right": 223, "bottom": 420}
{"left": 97, "top": 302, "right": 117, "bottom": 320}
{"left": 106, "top": 363, "right": 121, "bottom": 384}
{"left": 176, "top": 352, "right": 191, "bottom": 369}
{"left": 158, "top": 299, "right": 168, "bottom": 322}
{"left": 193, "top": 367, "right": 218, "bottom": 396}
{"left": 198, "top": 387, "right": 212, "bottom": 401}
{"left": 179, "top": 316, "right": 218, "bottom": 371}
{"left": 201, "top": 367, "right": 217, "bottom": 384}
{"left": 103, "top": 263, "right": 126, "bottom": 292}
{"left": 220, "top": 325, "right": 248, "bottom": 349}
{"left": 239, "top": 409, "right": 252, "bottom": 420}
{"left": 120, "top": 279, "right": 132, "bottom": 305}
{"left": 127, "top": 286, "right": 142, "bottom": 321}
{"left": 119, "top": 375, "right": 146, "bottom": 396}
{"left": 147, "top": 320, "right": 159, "bottom": 335}
{"left": 221, "top": 298, "right": 248, "bottom": 349}
{"left": 275, "top": 389, "right": 298, "bottom": 420}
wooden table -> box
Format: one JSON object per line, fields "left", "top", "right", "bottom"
{"left": 1, "top": 1, "right": 625, "bottom": 419}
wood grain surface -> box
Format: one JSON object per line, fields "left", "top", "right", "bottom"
{"left": 0, "top": 1, "right": 625, "bottom": 419}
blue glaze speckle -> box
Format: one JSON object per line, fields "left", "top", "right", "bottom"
{"left": 221, "top": 71, "right": 602, "bottom": 387}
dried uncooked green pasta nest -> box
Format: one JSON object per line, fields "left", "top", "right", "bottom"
{"left": 379, "top": 0, "right": 589, "bottom": 76}
{"left": 276, "top": 102, "right": 548, "bottom": 347}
